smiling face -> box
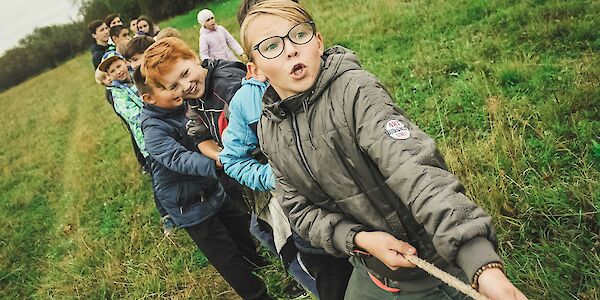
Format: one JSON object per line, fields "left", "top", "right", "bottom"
{"left": 143, "top": 85, "right": 184, "bottom": 109}
{"left": 247, "top": 14, "right": 323, "bottom": 100}
{"left": 158, "top": 58, "right": 208, "bottom": 99}
{"left": 106, "top": 59, "right": 130, "bottom": 82}
{"left": 137, "top": 20, "right": 150, "bottom": 33}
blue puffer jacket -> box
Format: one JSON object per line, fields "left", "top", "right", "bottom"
{"left": 141, "top": 102, "right": 225, "bottom": 228}
{"left": 219, "top": 78, "right": 274, "bottom": 192}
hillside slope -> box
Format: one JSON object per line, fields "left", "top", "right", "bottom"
{"left": 1, "top": 0, "right": 598, "bottom": 298}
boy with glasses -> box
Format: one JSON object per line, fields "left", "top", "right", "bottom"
{"left": 240, "top": 1, "right": 528, "bottom": 299}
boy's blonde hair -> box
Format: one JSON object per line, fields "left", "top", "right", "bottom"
{"left": 143, "top": 37, "right": 197, "bottom": 89}
{"left": 155, "top": 27, "right": 181, "bottom": 40}
{"left": 94, "top": 68, "right": 109, "bottom": 85}
{"left": 240, "top": 0, "right": 313, "bottom": 61}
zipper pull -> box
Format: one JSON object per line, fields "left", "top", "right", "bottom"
{"left": 180, "top": 206, "right": 183, "bottom": 214}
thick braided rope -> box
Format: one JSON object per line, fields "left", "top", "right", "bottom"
{"left": 404, "top": 254, "right": 489, "bottom": 300}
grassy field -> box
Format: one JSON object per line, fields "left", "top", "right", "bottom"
{"left": 1, "top": 0, "right": 598, "bottom": 299}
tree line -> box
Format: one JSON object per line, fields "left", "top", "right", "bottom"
{"left": 0, "top": 0, "right": 201, "bottom": 93}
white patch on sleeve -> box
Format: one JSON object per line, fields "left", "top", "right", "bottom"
{"left": 385, "top": 119, "right": 411, "bottom": 140}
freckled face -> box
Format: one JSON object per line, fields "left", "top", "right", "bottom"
{"left": 159, "top": 58, "right": 208, "bottom": 100}
{"left": 247, "top": 14, "right": 323, "bottom": 99}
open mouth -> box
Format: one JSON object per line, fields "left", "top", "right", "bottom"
{"left": 290, "top": 63, "right": 307, "bottom": 79}
{"left": 185, "top": 82, "right": 197, "bottom": 95}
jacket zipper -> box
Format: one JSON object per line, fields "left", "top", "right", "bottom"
{"left": 291, "top": 114, "right": 319, "bottom": 182}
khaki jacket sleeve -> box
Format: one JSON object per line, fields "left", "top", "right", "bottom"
{"left": 271, "top": 163, "right": 363, "bottom": 257}
{"left": 348, "top": 76, "right": 502, "bottom": 280}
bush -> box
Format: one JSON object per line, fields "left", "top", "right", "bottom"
{"left": 0, "top": 0, "right": 205, "bottom": 93}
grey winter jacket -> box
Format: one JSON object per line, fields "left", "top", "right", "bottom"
{"left": 258, "top": 46, "right": 501, "bottom": 290}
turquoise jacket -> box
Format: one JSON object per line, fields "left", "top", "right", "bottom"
{"left": 108, "top": 81, "right": 148, "bottom": 158}
{"left": 219, "top": 78, "right": 274, "bottom": 191}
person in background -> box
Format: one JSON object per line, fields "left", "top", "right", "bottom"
{"left": 94, "top": 68, "right": 114, "bottom": 106}
{"left": 121, "top": 36, "right": 156, "bottom": 70}
{"left": 155, "top": 27, "right": 182, "bottom": 40}
{"left": 137, "top": 15, "right": 159, "bottom": 37}
{"left": 197, "top": 9, "right": 247, "bottom": 62}
{"left": 87, "top": 19, "right": 110, "bottom": 69}
{"left": 98, "top": 51, "right": 176, "bottom": 237}
{"left": 109, "top": 25, "right": 131, "bottom": 48}
{"left": 104, "top": 13, "right": 123, "bottom": 28}
{"left": 129, "top": 18, "right": 138, "bottom": 36}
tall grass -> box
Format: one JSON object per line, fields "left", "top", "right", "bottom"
{"left": 1, "top": 0, "right": 598, "bottom": 299}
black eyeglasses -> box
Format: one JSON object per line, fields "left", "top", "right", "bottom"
{"left": 252, "top": 21, "right": 315, "bottom": 59}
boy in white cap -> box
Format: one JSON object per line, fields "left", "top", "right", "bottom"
{"left": 197, "top": 9, "right": 248, "bottom": 62}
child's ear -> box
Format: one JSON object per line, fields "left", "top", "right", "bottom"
{"left": 141, "top": 93, "right": 154, "bottom": 104}
{"left": 316, "top": 32, "right": 324, "bottom": 56}
{"left": 247, "top": 62, "right": 267, "bottom": 82}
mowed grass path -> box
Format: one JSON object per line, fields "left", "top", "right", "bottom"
{"left": 1, "top": 0, "right": 599, "bottom": 299}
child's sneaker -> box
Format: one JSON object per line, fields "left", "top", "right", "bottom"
{"left": 284, "top": 281, "right": 309, "bottom": 299}
{"left": 160, "top": 215, "right": 178, "bottom": 237}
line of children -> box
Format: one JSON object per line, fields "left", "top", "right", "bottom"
{"left": 218, "top": 2, "right": 359, "bottom": 299}
{"left": 97, "top": 49, "right": 176, "bottom": 236}
{"left": 238, "top": 1, "right": 528, "bottom": 300}
{"left": 144, "top": 29, "right": 319, "bottom": 295}
{"left": 139, "top": 38, "right": 274, "bottom": 300}
{"left": 86, "top": 3, "right": 528, "bottom": 299}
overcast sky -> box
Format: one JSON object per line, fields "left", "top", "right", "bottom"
{"left": 0, "top": 0, "right": 81, "bottom": 54}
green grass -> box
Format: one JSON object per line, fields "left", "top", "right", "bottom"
{"left": 1, "top": 0, "right": 599, "bottom": 299}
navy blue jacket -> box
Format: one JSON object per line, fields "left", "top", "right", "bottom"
{"left": 141, "top": 102, "right": 225, "bottom": 227}
{"left": 186, "top": 59, "right": 246, "bottom": 146}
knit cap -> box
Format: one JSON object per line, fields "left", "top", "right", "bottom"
{"left": 197, "top": 9, "right": 214, "bottom": 27}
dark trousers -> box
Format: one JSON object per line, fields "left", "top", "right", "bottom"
{"left": 146, "top": 157, "right": 168, "bottom": 218}
{"left": 300, "top": 252, "right": 354, "bottom": 300}
{"left": 185, "top": 199, "right": 271, "bottom": 300}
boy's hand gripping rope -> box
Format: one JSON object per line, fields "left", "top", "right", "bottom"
{"left": 404, "top": 254, "right": 489, "bottom": 300}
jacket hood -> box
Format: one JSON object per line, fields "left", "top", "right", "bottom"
{"left": 197, "top": 58, "right": 246, "bottom": 100}
{"left": 262, "top": 46, "right": 361, "bottom": 123}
